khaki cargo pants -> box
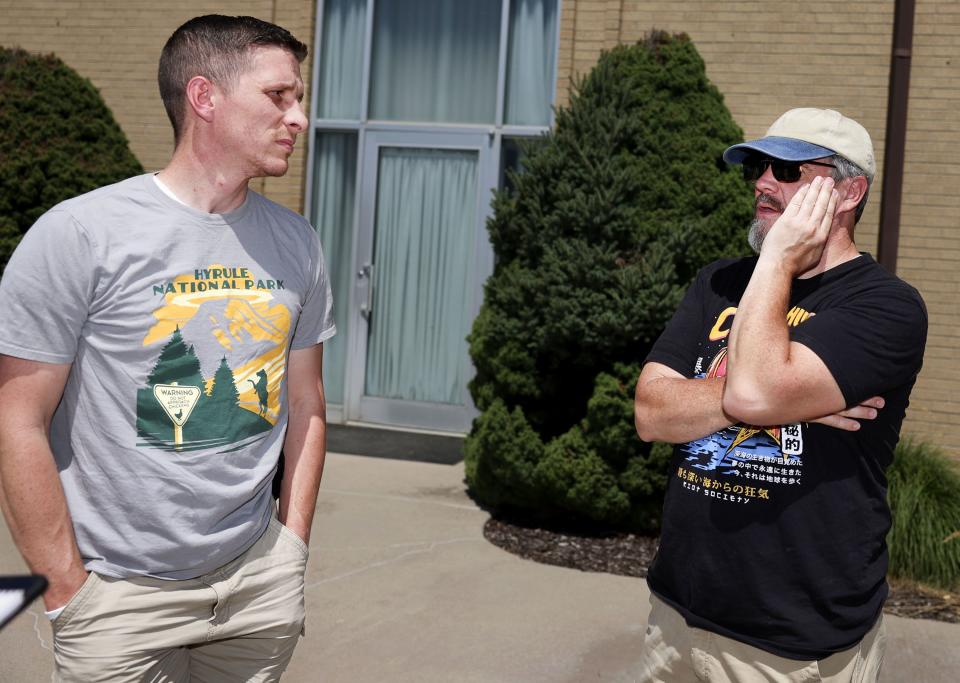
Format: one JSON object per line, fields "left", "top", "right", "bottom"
{"left": 639, "top": 593, "right": 886, "bottom": 683}
{"left": 52, "top": 517, "right": 309, "bottom": 682}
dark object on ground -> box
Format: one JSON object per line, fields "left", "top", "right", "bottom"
{"left": 485, "top": 516, "right": 658, "bottom": 577}
{"left": 465, "top": 30, "right": 753, "bottom": 533}
{"left": 327, "top": 424, "right": 464, "bottom": 465}
{"left": 0, "top": 574, "right": 47, "bottom": 630}
{"left": 483, "top": 517, "right": 960, "bottom": 625}
{"left": 274, "top": 425, "right": 464, "bottom": 497}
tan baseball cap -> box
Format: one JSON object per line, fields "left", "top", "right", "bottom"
{"left": 724, "top": 108, "right": 875, "bottom": 179}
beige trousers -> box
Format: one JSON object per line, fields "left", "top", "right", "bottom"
{"left": 639, "top": 594, "right": 886, "bottom": 683}
{"left": 52, "top": 517, "right": 309, "bottom": 683}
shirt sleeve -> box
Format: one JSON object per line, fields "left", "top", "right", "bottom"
{"left": 0, "top": 209, "right": 97, "bottom": 364}
{"left": 790, "top": 283, "right": 927, "bottom": 405}
{"left": 290, "top": 228, "right": 336, "bottom": 350}
{"left": 644, "top": 266, "right": 708, "bottom": 377}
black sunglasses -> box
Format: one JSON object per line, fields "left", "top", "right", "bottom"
{"left": 741, "top": 156, "right": 836, "bottom": 183}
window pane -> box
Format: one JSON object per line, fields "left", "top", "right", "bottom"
{"left": 369, "top": 0, "right": 501, "bottom": 124}
{"left": 317, "top": 0, "right": 366, "bottom": 119}
{"left": 504, "top": 0, "right": 558, "bottom": 126}
{"left": 499, "top": 136, "right": 544, "bottom": 192}
{"left": 310, "top": 132, "right": 358, "bottom": 404}
{"left": 500, "top": 137, "right": 524, "bottom": 192}
{"left": 365, "top": 148, "right": 478, "bottom": 403}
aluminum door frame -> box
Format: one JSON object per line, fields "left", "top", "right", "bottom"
{"left": 341, "top": 128, "right": 497, "bottom": 433}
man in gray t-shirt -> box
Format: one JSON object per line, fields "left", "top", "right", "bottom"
{"left": 0, "top": 15, "right": 332, "bottom": 680}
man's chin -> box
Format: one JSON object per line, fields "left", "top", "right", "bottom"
{"left": 259, "top": 160, "right": 290, "bottom": 179}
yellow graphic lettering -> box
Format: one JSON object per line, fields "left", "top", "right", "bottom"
{"left": 786, "top": 306, "right": 816, "bottom": 327}
{"left": 709, "top": 307, "right": 737, "bottom": 341}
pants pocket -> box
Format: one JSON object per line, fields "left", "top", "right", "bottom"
{"left": 269, "top": 516, "right": 309, "bottom": 561}
{"left": 52, "top": 572, "right": 100, "bottom": 631}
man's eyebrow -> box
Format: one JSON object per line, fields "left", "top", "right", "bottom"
{"left": 266, "top": 79, "right": 305, "bottom": 96}
{"left": 264, "top": 79, "right": 297, "bottom": 90}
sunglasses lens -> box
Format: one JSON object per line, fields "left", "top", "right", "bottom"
{"left": 742, "top": 158, "right": 766, "bottom": 181}
{"left": 772, "top": 161, "right": 801, "bottom": 182}
{"left": 741, "top": 157, "right": 804, "bottom": 182}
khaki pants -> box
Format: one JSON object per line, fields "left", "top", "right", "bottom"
{"left": 639, "top": 594, "right": 886, "bottom": 683}
{"left": 52, "top": 517, "right": 309, "bottom": 682}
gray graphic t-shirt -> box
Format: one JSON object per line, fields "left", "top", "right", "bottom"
{"left": 0, "top": 174, "right": 335, "bottom": 579}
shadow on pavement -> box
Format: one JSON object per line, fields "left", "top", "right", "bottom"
{"left": 327, "top": 423, "right": 464, "bottom": 465}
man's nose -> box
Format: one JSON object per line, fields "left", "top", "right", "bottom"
{"left": 286, "top": 100, "right": 308, "bottom": 133}
{"left": 754, "top": 164, "right": 778, "bottom": 195}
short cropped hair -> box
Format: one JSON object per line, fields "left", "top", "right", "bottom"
{"left": 830, "top": 155, "right": 872, "bottom": 224}
{"left": 158, "top": 15, "right": 308, "bottom": 144}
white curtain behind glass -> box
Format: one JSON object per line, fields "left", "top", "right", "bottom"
{"left": 317, "top": 0, "right": 366, "bottom": 119}
{"left": 365, "top": 148, "right": 478, "bottom": 404}
{"left": 505, "top": 0, "right": 558, "bottom": 126}
{"left": 370, "top": 0, "right": 501, "bottom": 123}
{"left": 311, "top": 133, "right": 358, "bottom": 404}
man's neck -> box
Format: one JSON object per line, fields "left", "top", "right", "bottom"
{"left": 797, "top": 223, "right": 861, "bottom": 279}
{"left": 157, "top": 144, "right": 251, "bottom": 214}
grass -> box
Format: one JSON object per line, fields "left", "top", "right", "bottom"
{"left": 887, "top": 439, "right": 960, "bottom": 591}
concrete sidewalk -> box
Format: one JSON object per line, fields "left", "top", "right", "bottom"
{"left": 2, "top": 452, "right": 958, "bottom": 681}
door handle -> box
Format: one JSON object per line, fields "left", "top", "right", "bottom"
{"left": 358, "top": 262, "right": 374, "bottom": 321}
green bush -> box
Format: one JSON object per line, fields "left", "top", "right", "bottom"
{"left": 0, "top": 47, "right": 143, "bottom": 271}
{"left": 465, "top": 32, "right": 753, "bottom": 532}
{"left": 887, "top": 439, "right": 960, "bottom": 590}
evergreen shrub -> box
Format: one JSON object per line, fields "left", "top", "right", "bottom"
{"left": 0, "top": 47, "right": 143, "bottom": 272}
{"left": 887, "top": 439, "right": 960, "bottom": 590}
{"left": 465, "top": 32, "right": 753, "bottom": 532}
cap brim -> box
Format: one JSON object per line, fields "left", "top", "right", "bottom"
{"left": 723, "top": 136, "right": 837, "bottom": 165}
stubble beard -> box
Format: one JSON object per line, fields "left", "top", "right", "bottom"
{"left": 749, "top": 193, "right": 784, "bottom": 254}
{"left": 748, "top": 217, "right": 767, "bottom": 254}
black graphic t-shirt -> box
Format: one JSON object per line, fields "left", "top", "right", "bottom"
{"left": 645, "top": 253, "right": 927, "bottom": 660}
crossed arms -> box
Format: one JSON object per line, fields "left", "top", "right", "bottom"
{"left": 635, "top": 176, "right": 882, "bottom": 443}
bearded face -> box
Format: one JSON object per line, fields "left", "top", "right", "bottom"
{"left": 748, "top": 193, "right": 785, "bottom": 254}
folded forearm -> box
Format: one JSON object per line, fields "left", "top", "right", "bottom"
{"left": 634, "top": 376, "right": 731, "bottom": 444}
{"left": 724, "top": 257, "right": 793, "bottom": 418}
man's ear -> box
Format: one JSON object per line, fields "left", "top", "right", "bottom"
{"left": 184, "top": 76, "right": 216, "bottom": 123}
{"left": 837, "top": 176, "right": 868, "bottom": 215}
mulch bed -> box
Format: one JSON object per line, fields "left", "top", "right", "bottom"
{"left": 483, "top": 517, "right": 959, "bottom": 624}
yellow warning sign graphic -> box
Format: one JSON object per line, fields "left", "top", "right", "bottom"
{"left": 153, "top": 382, "right": 201, "bottom": 449}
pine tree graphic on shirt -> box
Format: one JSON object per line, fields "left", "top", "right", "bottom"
{"left": 136, "top": 328, "right": 274, "bottom": 452}
{"left": 135, "top": 265, "right": 291, "bottom": 454}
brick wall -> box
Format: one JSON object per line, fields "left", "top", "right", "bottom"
{"left": 3, "top": 0, "right": 957, "bottom": 454}
{"left": 557, "top": 0, "right": 959, "bottom": 456}
{"left": 0, "top": 0, "right": 314, "bottom": 213}
{"left": 892, "top": 1, "right": 960, "bottom": 452}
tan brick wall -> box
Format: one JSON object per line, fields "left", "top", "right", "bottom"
{"left": 894, "top": 0, "right": 960, "bottom": 453}
{"left": 0, "top": 0, "right": 315, "bottom": 213}
{"left": 557, "top": 0, "right": 893, "bottom": 254}
{"left": 3, "top": 1, "right": 957, "bottom": 454}
{"left": 557, "top": 1, "right": 959, "bottom": 457}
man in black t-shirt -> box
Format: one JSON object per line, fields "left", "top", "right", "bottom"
{"left": 634, "top": 108, "right": 927, "bottom": 682}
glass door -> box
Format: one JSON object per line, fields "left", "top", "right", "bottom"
{"left": 344, "top": 130, "right": 496, "bottom": 431}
